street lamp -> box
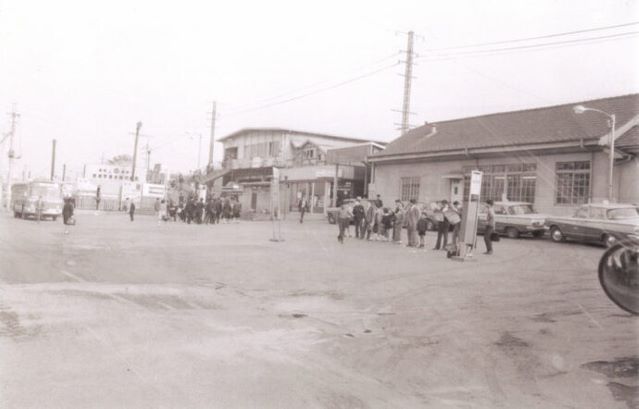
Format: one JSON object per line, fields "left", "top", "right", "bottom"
{"left": 573, "top": 105, "right": 616, "bottom": 202}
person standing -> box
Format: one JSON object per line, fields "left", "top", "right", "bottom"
{"left": 374, "top": 194, "right": 383, "bottom": 209}
{"left": 392, "top": 200, "right": 405, "bottom": 244}
{"left": 417, "top": 211, "right": 429, "bottom": 248}
{"left": 154, "top": 198, "right": 162, "bottom": 224}
{"left": 351, "top": 199, "right": 365, "bottom": 239}
{"left": 62, "top": 197, "right": 74, "bottom": 234}
{"left": 449, "top": 201, "right": 463, "bottom": 250}
{"left": 405, "top": 199, "right": 420, "bottom": 247}
{"left": 298, "top": 196, "right": 307, "bottom": 223}
{"left": 364, "top": 200, "right": 375, "bottom": 240}
{"left": 95, "top": 186, "right": 101, "bottom": 211}
{"left": 123, "top": 197, "right": 130, "bottom": 212}
{"left": 434, "top": 200, "right": 450, "bottom": 250}
{"left": 129, "top": 200, "right": 136, "bottom": 222}
{"left": 336, "top": 204, "right": 352, "bottom": 244}
{"left": 214, "top": 197, "right": 222, "bottom": 224}
{"left": 483, "top": 199, "right": 496, "bottom": 255}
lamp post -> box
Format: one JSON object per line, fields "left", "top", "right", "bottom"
{"left": 573, "top": 105, "right": 616, "bottom": 202}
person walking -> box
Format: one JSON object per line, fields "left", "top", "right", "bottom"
{"left": 129, "top": 200, "right": 136, "bottom": 222}
{"left": 298, "top": 196, "right": 307, "bottom": 223}
{"left": 483, "top": 199, "right": 496, "bottom": 255}
{"left": 95, "top": 186, "right": 101, "bottom": 211}
{"left": 352, "top": 199, "right": 365, "bottom": 239}
{"left": 336, "top": 204, "right": 352, "bottom": 244}
{"left": 392, "top": 200, "right": 405, "bottom": 244}
{"left": 405, "top": 199, "right": 420, "bottom": 247}
{"left": 62, "top": 197, "right": 74, "bottom": 234}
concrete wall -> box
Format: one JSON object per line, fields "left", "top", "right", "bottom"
{"left": 371, "top": 150, "right": 637, "bottom": 216}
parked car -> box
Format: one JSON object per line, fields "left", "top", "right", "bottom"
{"left": 326, "top": 198, "right": 369, "bottom": 224}
{"left": 545, "top": 203, "right": 639, "bottom": 247}
{"left": 478, "top": 201, "right": 547, "bottom": 238}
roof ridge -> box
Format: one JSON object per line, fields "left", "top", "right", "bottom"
{"left": 428, "top": 93, "right": 639, "bottom": 125}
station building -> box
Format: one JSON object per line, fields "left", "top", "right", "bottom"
{"left": 368, "top": 94, "right": 639, "bottom": 215}
{"left": 210, "top": 128, "right": 384, "bottom": 215}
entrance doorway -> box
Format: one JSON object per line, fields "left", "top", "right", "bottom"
{"left": 450, "top": 179, "right": 463, "bottom": 203}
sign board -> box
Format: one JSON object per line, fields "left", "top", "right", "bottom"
{"left": 458, "top": 170, "right": 483, "bottom": 259}
{"left": 315, "top": 168, "right": 344, "bottom": 178}
{"left": 142, "top": 183, "right": 166, "bottom": 198}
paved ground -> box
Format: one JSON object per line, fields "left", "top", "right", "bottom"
{"left": 0, "top": 211, "right": 637, "bottom": 408}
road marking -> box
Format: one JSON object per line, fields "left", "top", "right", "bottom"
{"left": 573, "top": 301, "right": 603, "bottom": 330}
{"left": 60, "top": 270, "right": 85, "bottom": 282}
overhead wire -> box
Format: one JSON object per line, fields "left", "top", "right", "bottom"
{"left": 423, "top": 20, "right": 639, "bottom": 52}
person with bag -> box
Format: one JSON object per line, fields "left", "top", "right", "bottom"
{"left": 483, "top": 199, "right": 496, "bottom": 255}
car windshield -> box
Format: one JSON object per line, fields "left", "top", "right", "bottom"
{"left": 508, "top": 204, "right": 534, "bottom": 215}
{"left": 30, "top": 184, "right": 60, "bottom": 199}
{"left": 607, "top": 207, "right": 639, "bottom": 220}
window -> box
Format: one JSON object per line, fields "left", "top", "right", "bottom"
{"left": 494, "top": 205, "right": 507, "bottom": 215}
{"left": 590, "top": 207, "right": 606, "bottom": 219}
{"left": 268, "top": 141, "right": 281, "bottom": 157}
{"left": 555, "top": 161, "right": 590, "bottom": 205}
{"left": 463, "top": 163, "right": 537, "bottom": 203}
{"left": 400, "top": 177, "right": 420, "bottom": 201}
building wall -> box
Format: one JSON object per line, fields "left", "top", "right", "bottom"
{"left": 371, "top": 150, "right": 637, "bottom": 216}
{"left": 616, "top": 157, "right": 639, "bottom": 204}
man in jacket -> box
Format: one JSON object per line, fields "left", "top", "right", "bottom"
{"left": 364, "top": 200, "right": 376, "bottom": 240}
{"left": 434, "top": 200, "right": 450, "bottom": 250}
{"left": 405, "top": 199, "right": 420, "bottom": 247}
{"left": 351, "top": 199, "right": 365, "bottom": 239}
{"left": 483, "top": 199, "right": 496, "bottom": 255}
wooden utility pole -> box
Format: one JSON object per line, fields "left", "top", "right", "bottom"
{"left": 131, "top": 121, "right": 142, "bottom": 181}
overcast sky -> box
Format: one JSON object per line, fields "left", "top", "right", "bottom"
{"left": 0, "top": 0, "right": 637, "bottom": 178}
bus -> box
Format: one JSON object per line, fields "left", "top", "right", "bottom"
{"left": 11, "top": 180, "right": 63, "bottom": 221}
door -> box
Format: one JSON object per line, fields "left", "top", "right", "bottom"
{"left": 450, "top": 179, "right": 463, "bottom": 204}
{"left": 250, "top": 192, "right": 257, "bottom": 211}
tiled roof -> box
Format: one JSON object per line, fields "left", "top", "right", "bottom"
{"left": 617, "top": 125, "right": 639, "bottom": 148}
{"left": 373, "top": 94, "right": 639, "bottom": 158}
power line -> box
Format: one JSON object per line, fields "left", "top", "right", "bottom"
{"left": 221, "top": 62, "right": 399, "bottom": 118}
{"left": 417, "top": 30, "right": 639, "bottom": 61}
{"left": 220, "top": 51, "right": 401, "bottom": 116}
{"left": 423, "top": 20, "right": 639, "bottom": 52}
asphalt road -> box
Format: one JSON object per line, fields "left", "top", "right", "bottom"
{"left": 0, "top": 211, "right": 637, "bottom": 408}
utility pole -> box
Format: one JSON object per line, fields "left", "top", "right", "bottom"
{"left": 131, "top": 121, "right": 142, "bottom": 181}
{"left": 400, "top": 30, "right": 415, "bottom": 136}
{"left": 4, "top": 106, "right": 19, "bottom": 210}
{"left": 50, "top": 139, "right": 57, "bottom": 181}
{"left": 208, "top": 101, "right": 216, "bottom": 171}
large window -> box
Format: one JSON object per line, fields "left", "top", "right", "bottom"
{"left": 555, "top": 161, "right": 590, "bottom": 205}
{"left": 400, "top": 177, "right": 420, "bottom": 201}
{"left": 463, "top": 163, "right": 537, "bottom": 203}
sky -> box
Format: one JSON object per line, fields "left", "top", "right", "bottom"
{"left": 0, "top": 0, "right": 637, "bottom": 179}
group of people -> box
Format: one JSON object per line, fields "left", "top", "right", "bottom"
{"left": 335, "top": 195, "right": 496, "bottom": 255}
{"left": 151, "top": 195, "right": 242, "bottom": 225}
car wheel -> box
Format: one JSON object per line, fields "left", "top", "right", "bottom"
{"left": 550, "top": 226, "right": 564, "bottom": 243}
{"left": 505, "top": 227, "right": 520, "bottom": 239}
{"left": 602, "top": 234, "right": 617, "bottom": 248}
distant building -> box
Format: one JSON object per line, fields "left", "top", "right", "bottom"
{"left": 368, "top": 94, "right": 639, "bottom": 215}
{"left": 210, "top": 128, "right": 385, "bottom": 215}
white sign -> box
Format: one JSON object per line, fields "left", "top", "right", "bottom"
{"left": 142, "top": 183, "right": 166, "bottom": 198}
{"left": 469, "top": 170, "right": 483, "bottom": 195}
